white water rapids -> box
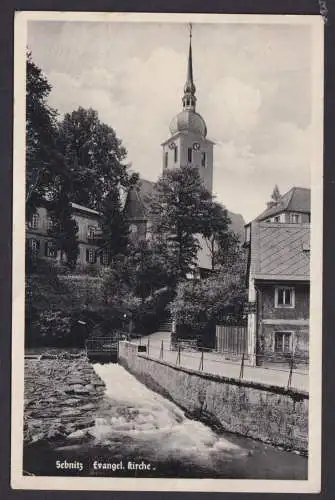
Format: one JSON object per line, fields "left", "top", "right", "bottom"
{"left": 23, "top": 362, "right": 307, "bottom": 478}
{"left": 91, "top": 363, "right": 247, "bottom": 472}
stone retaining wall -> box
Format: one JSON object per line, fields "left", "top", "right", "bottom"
{"left": 119, "top": 341, "right": 308, "bottom": 453}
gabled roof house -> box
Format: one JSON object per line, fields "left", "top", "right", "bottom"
{"left": 244, "top": 187, "right": 311, "bottom": 366}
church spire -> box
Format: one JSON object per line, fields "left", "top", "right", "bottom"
{"left": 182, "top": 24, "right": 197, "bottom": 111}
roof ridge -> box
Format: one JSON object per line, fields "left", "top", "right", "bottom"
{"left": 286, "top": 186, "right": 296, "bottom": 210}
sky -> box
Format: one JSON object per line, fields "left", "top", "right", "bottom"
{"left": 27, "top": 18, "right": 314, "bottom": 221}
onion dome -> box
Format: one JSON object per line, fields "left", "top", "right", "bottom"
{"left": 169, "top": 109, "right": 207, "bottom": 137}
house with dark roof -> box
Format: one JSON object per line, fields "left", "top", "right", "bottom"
{"left": 244, "top": 187, "right": 310, "bottom": 366}
{"left": 256, "top": 187, "right": 311, "bottom": 224}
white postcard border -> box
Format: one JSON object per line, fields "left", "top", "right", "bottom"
{"left": 11, "top": 11, "right": 324, "bottom": 493}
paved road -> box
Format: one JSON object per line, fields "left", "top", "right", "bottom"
{"left": 131, "top": 331, "right": 309, "bottom": 392}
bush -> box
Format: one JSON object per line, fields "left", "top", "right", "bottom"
{"left": 133, "top": 286, "right": 174, "bottom": 335}
{"left": 35, "top": 310, "right": 72, "bottom": 346}
{"left": 169, "top": 270, "right": 247, "bottom": 346}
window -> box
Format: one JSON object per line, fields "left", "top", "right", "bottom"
{"left": 87, "top": 226, "right": 96, "bottom": 241}
{"left": 201, "top": 152, "right": 206, "bottom": 167}
{"left": 274, "top": 332, "right": 292, "bottom": 353}
{"left": 164, "top": 151, "right": 168, "bottom": 169}
{"left": 290, "top": 213, "right": 301, "bottom": 224}
{"left": 44, "top": 241, "right": 57, "bottom": 258}
{"left": 188, "top": 147, "right": 193, "bottom": 163}
{"left": 174, "top": 146, "right": 178, "bottom": 163}
{"left": 275, "top": 287, "right": 295, "bottom": 308}
{"left": 274, "top": 216, "right": 280, "bottom": 223}
{"left": 86, "top": 248, "right": 96, "bottom": 264}
{"left": 28, "top": 238, "right": 40, "bottom": 256}
{"left": 129, "top": 224, "right": 138, "bottom": 234}
{"left": 101, "top": 250, "right": 109, "bottom": 265}
{"left": 47, "top": 216, "right": 55, "bottom": 231}
{"left": 102, "top": 250, "right": 109, "bottom": 266}
{"left": 28, "top": 213, "right": 39, "bottom": 230}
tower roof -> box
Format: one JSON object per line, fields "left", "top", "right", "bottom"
{"left": 169, "top": 109, "right": 207, "bottom": 137}
{"left": 169, "top": 24, "right": 207, "bottom": 138}
{"left": 184, "top": 24, "right": 196, "bottom": 96}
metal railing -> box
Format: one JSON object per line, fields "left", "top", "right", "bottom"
{"left": 128, "top": 334, "right": 308, "bottom": 392}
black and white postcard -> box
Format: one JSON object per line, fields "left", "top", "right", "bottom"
{"left": 12, "top": 11, "right": 323, "bottom": 493}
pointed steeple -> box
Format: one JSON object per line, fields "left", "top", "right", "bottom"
{"left": 182, "top": 24, "right": 197, "bottom": 111}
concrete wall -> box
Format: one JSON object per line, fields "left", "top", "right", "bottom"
{"left": 119, "top": 342, "right": 308, "bottom": 453}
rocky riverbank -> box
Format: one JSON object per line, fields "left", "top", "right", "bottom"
{"left": 24, "top": 351, "right": 106, "bottom": 447}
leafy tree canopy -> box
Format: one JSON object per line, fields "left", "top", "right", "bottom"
{"left": 148, "top": 165, "right": 220, "bottom": 278}
{"left": 169, "top": 262, "right": 247, "bottom": 331}
{"left": 58, "top": 107, "right": 138, "bottom": 210}
{"left": 26, "top": 52, "right": 62, "bottom": 216}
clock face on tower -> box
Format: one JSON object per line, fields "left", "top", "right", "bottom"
{"left": 193, "top": 142, "right": 200, "bottom": 151}
{"left": 168, "top": 142, "right": 177, "bottom": 150}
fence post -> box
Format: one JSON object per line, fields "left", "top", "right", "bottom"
{"left": 176, "top": 345, "right": 181, "bottom": 366}
{"left": 160, "top": 340, "right": 164, "bottom": 360}
{"left": 287, "top": 355, "right": 294, "bottom": 389}
{"left": 199, "top": 350, "right": 204, "bottom": 371}
{"left": 147, "top": 338, "right": 150, "bottom": 355}
{"left": 239, "top": 353, "right": 245, "bottom": 380}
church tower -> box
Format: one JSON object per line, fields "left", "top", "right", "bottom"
{"left": 161, "top": 25, "right": 214, "bottom": 194}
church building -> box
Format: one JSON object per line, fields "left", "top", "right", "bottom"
{"left": 27, "top": 27, "right": 244, "bottom": 272}
{"left": 161, "top": 28, "right": 214, "bottom": 195}
{"left": 124, "top": 28, "right": 244, "bottom": 270}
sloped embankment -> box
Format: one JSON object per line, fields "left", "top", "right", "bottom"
{"left": 24, "top": 352, "right": 106, "bottom": 447}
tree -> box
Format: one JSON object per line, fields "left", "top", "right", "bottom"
{"left": 215, "top": 230, "right": 243, "bottom": 269}
{"left": 169, "top": 261, "right": 247, "bottom": 345}
{"left": 148, "top": 165, "right": 216, "bottom": 279}
{"left": 26, "top": 52, "right": 79, "bottom": 267}
{"left": 46, "top": 180, "right": 79, "bottom": 269}
{"left": 58, "top": 107, "right": 138, "bottom": 210}
{"left": 129, "top": 239, "right": 175, "bottom": 301}
{"left": 201, "top": 201, "right": 231, "bottom": 271}
{"left": 26, "top": 52, "right": 62, "bottom": 217}
{"left": 98, "top": 189, "right": 130, "bottom": 262}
